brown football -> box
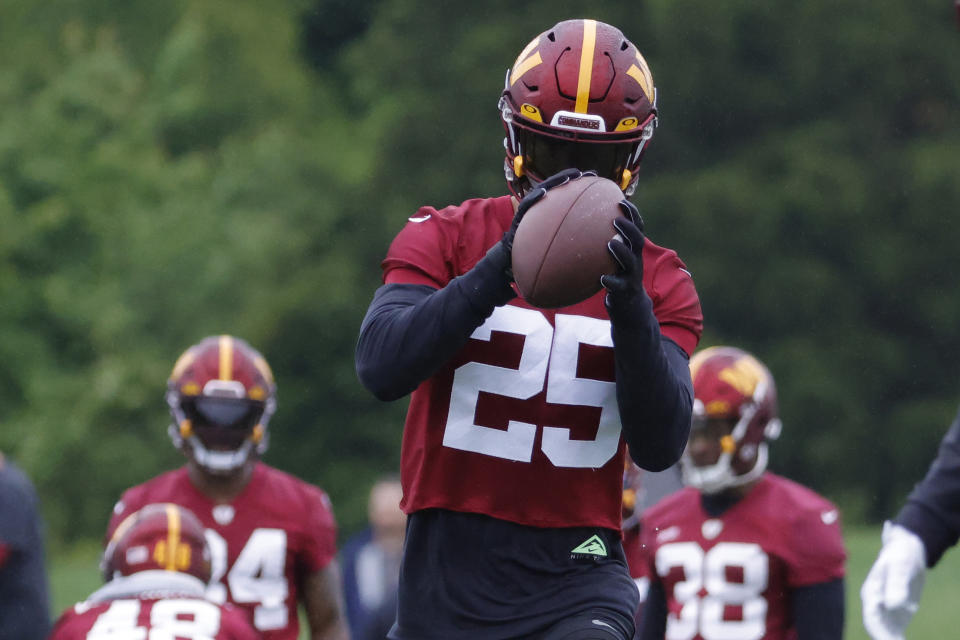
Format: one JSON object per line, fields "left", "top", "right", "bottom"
{"left": 512, "top": 176, "right": 624, "bottom": 308}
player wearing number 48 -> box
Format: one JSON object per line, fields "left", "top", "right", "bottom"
{"left": 51, "top": 503, "right": 260, "bottom": 639}
{"left": 356, "top": 18, "right": 702, "bottom": 640}
{"left": 105, "top": 336, "right": 349, "bottom": 640}
{"left": 633, "top": 346, "right": 847, "bottom": 640}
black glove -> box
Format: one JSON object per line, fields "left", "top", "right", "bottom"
{"left": 484, "top": 168, "right": 591, "bottom": 280}
{"left": 600, "top": 199, "right": 647, "bottom": 309}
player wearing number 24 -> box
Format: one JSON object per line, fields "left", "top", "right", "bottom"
{"left": 52, "top": 503, "right": 260, "bottom": 639}
{"left": 634, "top": 346, "right": 847, "bottom": 640}
{"left": 355, "top": 18, "right": 702, "bottom": 640}
{"left": 105, "top": 336, "right": 349, "bottom": 640}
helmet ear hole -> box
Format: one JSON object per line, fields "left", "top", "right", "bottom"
{"left": 251, "top": 424, "right": 264, "bottom": 444}
{"left": 179, "top": 420, "right": 193, "bottom": 439}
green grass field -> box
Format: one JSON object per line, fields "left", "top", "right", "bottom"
{"left": 50, "top": 525, "right": 960, "bottom": 638}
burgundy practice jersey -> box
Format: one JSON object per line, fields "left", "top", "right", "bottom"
{"left": 383, "top": 195, "right": 703, "bottom": 531}
{"left": 106, "top": 463, "right": 337, "bottom": 640}
{"left": 50, "top": 596, "right": 260, "bottom": 640}
{"left": 638, "top": 473, "right": 846, "bottom": 640}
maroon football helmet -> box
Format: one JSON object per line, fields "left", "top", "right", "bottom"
{"left": 681, "top": 346, "right": 782, "bottom": 494}
{"left": 500, "top": 19, "right": 658, "bottom": 198}
{"left": 102, "top": 503, "right": 211, "bottom": 582}
{"left": 167, "top": 335, "right": 277, "bottom": 474}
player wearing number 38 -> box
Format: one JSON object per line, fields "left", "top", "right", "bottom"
{"left": 52, "top": 503, "right": 260, "bottom": 639}
{"left": 355, "top": 18, "right": 702, "bottom": 640}
{"left": 634, "top": 346, "right": 847, "bottom": 640}
{"left": 105, "top": 336, "right": 349, "bottom": 640}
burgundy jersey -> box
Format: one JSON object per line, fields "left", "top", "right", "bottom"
{"left": 50, "top": 596, "right": 260, "bottom": 640}
{"left": 106, "top": 463, "right": 337, "bottom": 640}
{"left": 638, "top": 473, "right": 847, "bottom": 640}
{"left": 383, "top": 195, "right": 703, "bottom": 530}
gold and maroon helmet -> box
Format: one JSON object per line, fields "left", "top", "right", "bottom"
{"left": 499, "top": 19, "right": 658, "bottom": 198}
{"left": 681, "top": 346, "right": 782, "bottom": 494}
{"left": 166, "top": 335, "right": 276, "bottom": 474}
{"left": 102, "top": 503, "right": 211, "bottom": 583}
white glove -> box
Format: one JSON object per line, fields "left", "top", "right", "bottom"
{"left": 860, "top": 521, "right": 928, "bottom": 640}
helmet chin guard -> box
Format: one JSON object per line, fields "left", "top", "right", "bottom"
{"left": 167, "top": 422, "right": 265, "bottom": 475}
{"left": 682, "top": 441, "right": 771, "bottom": 495}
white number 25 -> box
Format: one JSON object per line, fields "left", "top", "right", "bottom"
{"left": 443, "top": 305, "right": 620, "bottom": 468}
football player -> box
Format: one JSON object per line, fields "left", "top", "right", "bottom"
{"left": 861, "top": 405, "right": 960, "bottom": 640}
{"left": 636, "top": 346, "right": 847, "bottom": 640}
{"left": 105, "top": 335, "right": 349, "bottom": 640}
{"left": 355, "top": 19, "right": 703, "bottom": 639}
{"left": 52, "top": 503, "right": 259, "bottom": 639}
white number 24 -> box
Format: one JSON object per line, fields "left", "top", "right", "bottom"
{"left": 443, "top": 306, "right": 621, "bottom": 468}
{"left": 205, "top": 528, "right": 288, "bottom": 631}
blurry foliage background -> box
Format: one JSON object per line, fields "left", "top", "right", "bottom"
{"left": 0, "top": 0, "right": 958, "bottom": 549}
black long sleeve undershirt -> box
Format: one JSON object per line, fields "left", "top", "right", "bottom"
{"left": 606, "top": 288, "right": 692, "bottom": 471}
{"left": 895, "top": 404, "right": 960, "bottom": 566}
{"left": 355, "top": 269, "right": 692, "bottom": 471}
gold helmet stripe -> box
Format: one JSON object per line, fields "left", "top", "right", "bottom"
{"left": 575, "top": 19, "right": 598, "bottom": 113}
{"left": 689, "top": 345, "right": 721, "bottom": 381}
{"left": 164, "top": 503, "right": 181, "bottom": 571}
{"left": 218, "top": 335, "right": 234, "bottom": 381}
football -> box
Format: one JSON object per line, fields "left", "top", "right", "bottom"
{"left": 512, "top": 176, "right": 624, "bottom": 308}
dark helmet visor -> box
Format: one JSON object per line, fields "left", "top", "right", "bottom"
{"left": 521, "top": 129, "right": 635, "bottom": 184}
{"left": 183, "top": 397, "right": 264, "bottom": 430}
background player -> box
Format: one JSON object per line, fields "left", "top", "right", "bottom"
{"left": 52, "top": 503, "right": 259, "bottom": 639}
{"left": 636, "top": 346, "right": 846, "bottom": 640}
{"left": 106, "top": 335, "right": 349, "bottom": 640}
{"left": 861, "top": 404, "right": 960, "bottom": 640}
{"left": 355, "top": 18, "right": 702, "bottom": 639}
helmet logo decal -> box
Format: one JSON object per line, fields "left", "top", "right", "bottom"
{"left": 510, "top": 37, "right": 542, "bottom": 86}
{"left": 626, "top": 51, "right": 654, "bottom": 102}
{"left": 152, "top": 504, "right": 190, "bottom": 572}
{"left": 718, "top": 356, "right": 766, "bottom": 396}
{"left": 218, "top": 335, "right": 234, "bottom": 381}
{"left": 520, "top": 103, "right": 543, "bottom": 122}
{"left": 575, "top": 19, "right": 598, "bottom": 113}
